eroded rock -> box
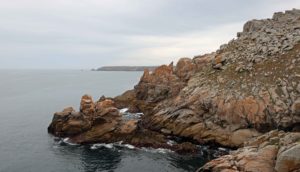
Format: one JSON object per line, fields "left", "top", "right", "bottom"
{"left": 199, "top": 130, "right": 300, "bottom": 172}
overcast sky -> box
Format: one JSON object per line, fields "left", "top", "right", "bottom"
{"left": 0, "top": 0, "right": 299, "bottom": 69}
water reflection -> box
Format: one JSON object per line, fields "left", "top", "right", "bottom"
{"left": 80, "top": 146, "right": 122, "bottom": 172}
{"left": 51, "top": 139, "right": 227, "bottom": 172}
{"left": 167, "top": 153, "right": 206, "bottom": 171}
{"left": 51, "top": 141, "right": 122, "bottom": 172}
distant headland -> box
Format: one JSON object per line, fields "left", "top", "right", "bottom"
{"left": 92, "top": 66, "right": 157, "bottom": 71}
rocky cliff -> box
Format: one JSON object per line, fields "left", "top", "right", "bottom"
{"left": 48, "top": 9, "right": 300, "bottom": 172}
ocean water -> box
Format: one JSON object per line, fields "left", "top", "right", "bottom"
{"left": 0, "top": 70, "right": 218, "bottom": 172}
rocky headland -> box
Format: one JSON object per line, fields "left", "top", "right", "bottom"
{"left": 48, "top": 9, "right": 300, "bottom": 171}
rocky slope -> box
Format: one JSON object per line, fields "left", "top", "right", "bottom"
{"left": 48, "top": 9, "right": 300, "bottom": 171}
{"left": 198, "top": 130, "right": 300, "bottom": 172}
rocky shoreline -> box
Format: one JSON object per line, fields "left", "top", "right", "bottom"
{"left": 48, "top": 9, "right": 300, "bottom": 171}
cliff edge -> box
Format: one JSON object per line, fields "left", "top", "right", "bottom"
{"left": 48, "top": 9, "right": 300, "bottom": 172}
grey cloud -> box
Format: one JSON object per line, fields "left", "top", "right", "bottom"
{"left": 0, "top": 0, "right": 299, "bottom": 69}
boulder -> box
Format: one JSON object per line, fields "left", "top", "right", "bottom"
{"left": 243, "top": 19, "right": 264, "bottom": 32}
{"left": 193, "top": 53, "right": 214, "bottom": 69}
{"left": 199, "top": 131, "right": 300, "bottom": 172}
{"left": 212, "top": 54, "right": 226, "bottom": 69}
{"left": 114, "top": 89, "right": 138, "bottom": 111}
{"left": 95, "top": 99, "right": 120, "bottom": 117}
{"left": 119, "top": 120, "right": 138, "bottom": 134}
{"left": 199, "top": 145, "right": 278, "bottom": 172}
{"left": 275, "top": 144, "right": 300, "bottom": 172}
{"left": 230, "top": 129, "right": 261, "bottom": 147}
{"left": 48, "top": 107, "right": 91, "bottom": 137}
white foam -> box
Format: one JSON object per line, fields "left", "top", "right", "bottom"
{"left": 156, "top": 148, "right": 173, "bottom": 154}
{"left": 136, "top": 113, "right": 144, "bottom": 116}
{"left": 90, "top": 142, "right": 136, "bottom": 150}
{"left": 218, "top": 147, "right": 227, "bottom": 151}
{"left": 119, "top": 108, "right": 129, "bottom": 114}
{"left": 167, "top": 140, "right": 176, "bottom": 146}
{"left": 123, "top": 144, "right": 135, "bottom": 149}
{"left": 89, "top": 142, "right": 175, "bottom": 154}
{"left": 62, "top": 138, "right": 78, "bottom": 146}
{"left": 117, "top": 141, "right": 123, "bottom": 145}
{"left": 141, "top": 147, "right": 173, "bottom": 154}
{"left": 90, "top": 143, "right": 114, "bottom": 150}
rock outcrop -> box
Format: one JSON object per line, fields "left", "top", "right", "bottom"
{"left": 48, "top": 9, "right": 300, "bottom": 171}
{"left": 48, "top": 106, "right": 91, "bottom": 137}
{"left": 48, "top": 95, "right": 198, "bottom": 153}
{"left": 198, "top": 130, "right": 300, "bottom": 172}
{"left": 127, "top": 9, "right": 300, "bottom": 148}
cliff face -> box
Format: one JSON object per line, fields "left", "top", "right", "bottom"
{"left": 116, "top": 9, "right": 300, "bottom": 148}
{"left": 48, "top": 9, "right": 300, "bottom": 172}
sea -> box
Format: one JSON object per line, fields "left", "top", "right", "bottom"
{"left": 0, "top": 70, "right": 223, "bottom": 172}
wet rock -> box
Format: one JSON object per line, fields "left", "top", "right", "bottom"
{"left": 173, "top": 142, "right": 198, "bottom": 154}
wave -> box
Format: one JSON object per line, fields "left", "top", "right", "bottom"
{"left": 119, "top": 107, "right": 144, "bottom": 120}
{"left": 122, "top": 144, "right": 135, "bottom": 149}
{"left": 167, "top": 140, "right": 176, "bottom": 146}
{"left": 90, "top": 143, "right": 114, "bottom": 150}
{"left": 119, "top": 108, "right": 129, "bottom": 114}
{"left": 141, "top": 147, "right": 174, "bottom": 154}
{"left": 89, "top": 142, "right": 135, "bottom": 150}
{"left": 62, "top": 138, "right": 79, "bottom": 146}
{"left": 89, "top": 142, "right": 173, "bottom": 154}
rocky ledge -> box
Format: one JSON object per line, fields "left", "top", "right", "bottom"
{"left": 48, "top": 95, "right": 199, "bottom": 153}
{"left": 198, "top": 130, "right": 300, "bottom": 172}
{"left": 48, "top": 9, "right": 300, "bottom": 171}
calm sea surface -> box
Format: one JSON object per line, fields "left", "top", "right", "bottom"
{"left": 0, "top": 70, "right": 214, "bottom": 172}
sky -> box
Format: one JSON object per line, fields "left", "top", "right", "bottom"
{"left": 0, "top": 0, "right": 299, "bottom": 69}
